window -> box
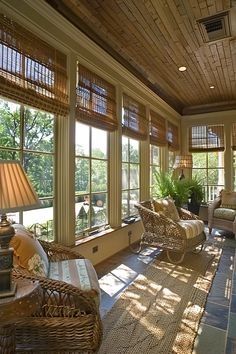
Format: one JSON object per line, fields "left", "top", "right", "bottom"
{"left": 122, "top": 136, "right": 140, "bottom": 218}
{"left": 189, "top": 125, "right": 225, "bottom": 202}
{"left": 122, "top": 94, "right": 147, "bottom": 218}
{"left": 75, "top": 122, "right": 108, "bottom": 236}
{"left": 75, "top": 65, "right": 116, "bottom": 236}
{"left": 150, "top": 145, "right": 160, "bottom": 197}
{"left": 0, "top": 97, "right": 55, "bottom": 239}
{"left": 149, "top": 111, "right": 166, "bottom": 197}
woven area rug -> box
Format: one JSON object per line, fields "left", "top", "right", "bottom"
{"left": 98, "top": 242, "right": 221, "bottom": 354}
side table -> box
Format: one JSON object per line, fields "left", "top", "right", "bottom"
{"left": 0, "top": 279, "right": 41, "bottom": 353}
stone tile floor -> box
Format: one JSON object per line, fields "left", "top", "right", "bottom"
{"left": 95, "top": 229, "right": 236, "bottom": 354}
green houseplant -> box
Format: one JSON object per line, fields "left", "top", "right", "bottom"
{"left": 186, "top": 175, "right": 204, "bottom": 215}
{"left": 153, "top": 171, "right": 190, "bottom": 207}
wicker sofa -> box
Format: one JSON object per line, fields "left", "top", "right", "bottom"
{"left": 208, "top": 190, "right": 236, "bottom": 238}
{"left": 135, "top": 199, "right": 206, "bottom": 264}
{"left": 10, "top": 224, "right": 102, "bottom": 353}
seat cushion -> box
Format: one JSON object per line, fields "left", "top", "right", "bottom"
{"left": 10, "top": 224, "right": 49, "bottom": 277}
{"left": 177, "top": 219, "right": 204, "bottom": 239}
{"left": 221, "top": 190, "right": 236, "bottom": 210}
{"left": 153, "top": 198, "right": 180, "bottom": 222}
{"left": 214, "top": 207, "right": 236, "bottom": 221}
{"left": 49, "top": 258, "right": 101, "bottom": 306}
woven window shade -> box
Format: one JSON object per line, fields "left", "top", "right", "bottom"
{"left": 150, "top": 110, "right": 166, "bottom": 146}
{"left": 76, "top": 64, "right": 117, "bottom": 131}
{"left": 0, "top": 13, "right": 68, "bottom": 116}
{"left": 189, "top": 125, "right": 225, "bottom": 152}
{"left": 232, "top": 123, "right": 236, "bottom": 150}
{"left": 122, "top": 93, "right": 148, "bottom": 140}
{"left": 167, "top": 121, "right": 179, "bottom": 151}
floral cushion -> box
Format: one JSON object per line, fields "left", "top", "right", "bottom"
{"left": 10, "top": 224, "right": 49, "bottom": 277}
{"left": 221, "top": 190, "right": 236, "bottom": 210}
{"left": 214, "top": 208, "right": 236, "bottom": 221}
{"left": 153, "top": 198, "right": 180, "bottom": 222}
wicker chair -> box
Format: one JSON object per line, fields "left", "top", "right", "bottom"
{"left": 12, "top": 239, "right": 102, "bottom": 353}
{"left": 135, "top": 200, "right": 206, "bottom": 264}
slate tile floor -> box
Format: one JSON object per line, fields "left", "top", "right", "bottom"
{"left": 95, "top": 229, "right": 236, "bottom": 354}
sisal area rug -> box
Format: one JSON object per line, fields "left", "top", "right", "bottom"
{"left": 98, "top": 242, "right": 221, "bottom": 354}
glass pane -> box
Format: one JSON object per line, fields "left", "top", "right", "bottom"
{"left": 193, "top": 169, "right": 207, "bottom": 184}
{"left": 91, "top": 160, "right": 107, "bottom": 192}
{"left": 122, "top": 191, "right": 128, "bottom": 218}
{"left": 75, "top": 157, "right": 89, "bottom": 194}
{"left": 0, "top": 99, "right": 20, "bottom": 148}
{"left": 130, "top": 189, "right": 139, "bottom": 215}
{"left": 23, "top": 153, "right": 53, "bottom": 197}
{"left": 150, "top": 145, "right": 160, "bottom": 165}
{"left": 192, "top": 153, "right": 207, "bottom": 168}
{"left": 130, "top": 163, "right": 139, "bottom": 189}
{"left": 129, "top": 138, "right": 139, "bottom": 163}
{"left": 24, "top": 108, "right": 54, "bottom": 152}
{"left": 150, "top": 166, "right": 160, "bottom": 188}
{"left": 168, "top": 151, "right": 175, "bottom": 170}
{"left": 92, "top": 127, "right": 107, "bottom": 158}
{"left": 122, "top": 136, "right": 128, "bottom": 162}
{"left": 0, "top": 150, "right": 20, "bottom": 160}
{"left": 76, "top": 122, "right": 89, "bottom": 156}
{"left": 91, "top": 193, "right": 107, "bottom": 227}
{"left": 122, "top": 163, "right": 129, "bottom": 189}
{"left": 208, "top": 169, "right": 222, "bottom": 185}
{"left": 208, "top": 151, "right": 224, "bottom": 168}
{"left": 75, "top": 195, "right": 89, "bottom": 233}
{"left": 23, "top": 199, "right": 54, "bottom": 241}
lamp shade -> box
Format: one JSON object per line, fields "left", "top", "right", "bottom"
{"left": 173, "top": 155, "right": 193, "bottom": 169}
{"left": 0, "top": 160, "right": 40, "bottom": 213}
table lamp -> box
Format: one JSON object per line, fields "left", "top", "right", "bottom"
{"left": 0, "top": 160, "right": 40, "bottom": 298}
{"left": 173, "top": 155, "right": 192, "bottom": 180}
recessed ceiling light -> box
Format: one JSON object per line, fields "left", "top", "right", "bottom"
{"left": 210, "top": 85, "right": 215, "bottom": 89}
{"left": 178, "top": 66, "right": 187, "bottom": 72}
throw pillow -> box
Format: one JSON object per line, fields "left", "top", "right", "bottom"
{"left": 10, "top": 224, "right": 49, "bottom": 277}
{"left": 221, "top": 190, "right": 236, "bottom": 210}
{"left": 153, "top": 198, "right": 180, "bottom": 221}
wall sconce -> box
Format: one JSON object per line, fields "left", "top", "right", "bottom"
{"left": 0, "top": 160, "right": 40, "bottom": 298}
{"left": 173, "top": 155, "right": 193, "bottom": 180}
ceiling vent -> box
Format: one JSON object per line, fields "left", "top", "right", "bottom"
{"left": 197, "top": 11, "right": 231, "bottom": 42}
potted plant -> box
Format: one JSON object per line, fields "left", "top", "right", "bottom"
{"left": 186, "top": 176, "right": 204, "bottom": 215}
{"left": 153, "top": 171, "right": 190, "bottom": 207}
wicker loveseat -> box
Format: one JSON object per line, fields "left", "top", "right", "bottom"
{"left": 135, "top": 199, "right": 206, "bottom": 264}
{"left": 208, "top": 190, "right": 236, "bottom": 238}
{"left": 10, "top": 224, "right": 102, "bottom": 353}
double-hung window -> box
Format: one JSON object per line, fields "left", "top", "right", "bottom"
{"left": 167, "top": 121, "right": 179, "bottom": 170}
{"left": 75, "top": 64, "right": 117, "bottom": 236}
{"left": 0, "top": 13, "right": 68, "bottom": 240}
{"left": 149, "top": 110, "right": 166, "bottom": 197}
{"left": 122, "top": 94, "right": 148, "bottom": 218}
{"left": 189, "top": 125, "right": 225, "bottom": 202}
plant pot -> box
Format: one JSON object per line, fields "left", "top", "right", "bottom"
{"left": 187, "top": 201, "right": 200, "bottom": 216}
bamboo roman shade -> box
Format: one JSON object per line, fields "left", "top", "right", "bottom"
{"left": 189, "top": 125, "right": 225, "bottom": 152}
{"left": 122, "top": 93, "right": 148, "bottom": 140}
{"left": 0, "top": 13, "right": 68, "bottom": 116}
{"left": 76, "top": 64, "right": 117, "bottom": 131}
{"left": 232, "top": 123, "right": 236, "bottom": 150}
{"left": 167, "top": 121, "right": 179, "bottom": 151}
{"left": 150, "top": 110, "right": 166, "bottom": 146}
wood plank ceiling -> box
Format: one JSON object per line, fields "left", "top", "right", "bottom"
{"left": 47, "top": 0, "right": 236, "bottom": 115}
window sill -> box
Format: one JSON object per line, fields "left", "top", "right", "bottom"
{"left": 75, "top": 218, "right": 141, "bottom": 246}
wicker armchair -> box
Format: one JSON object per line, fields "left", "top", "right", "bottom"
{"left": 12, "top": 239, "right": 102, "bottom": 353}
{"left": 135, "top": 200, "right": 206, "bottom": 264}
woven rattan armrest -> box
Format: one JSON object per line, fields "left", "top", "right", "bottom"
{"left": 13, "top": 267, "right": 98, "bottom": 316}
{"left": 39, "top": 240, "right": 84, "bottom": 262}
{"left": 178, "top": 207, "right": 199, "bottom": 220}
